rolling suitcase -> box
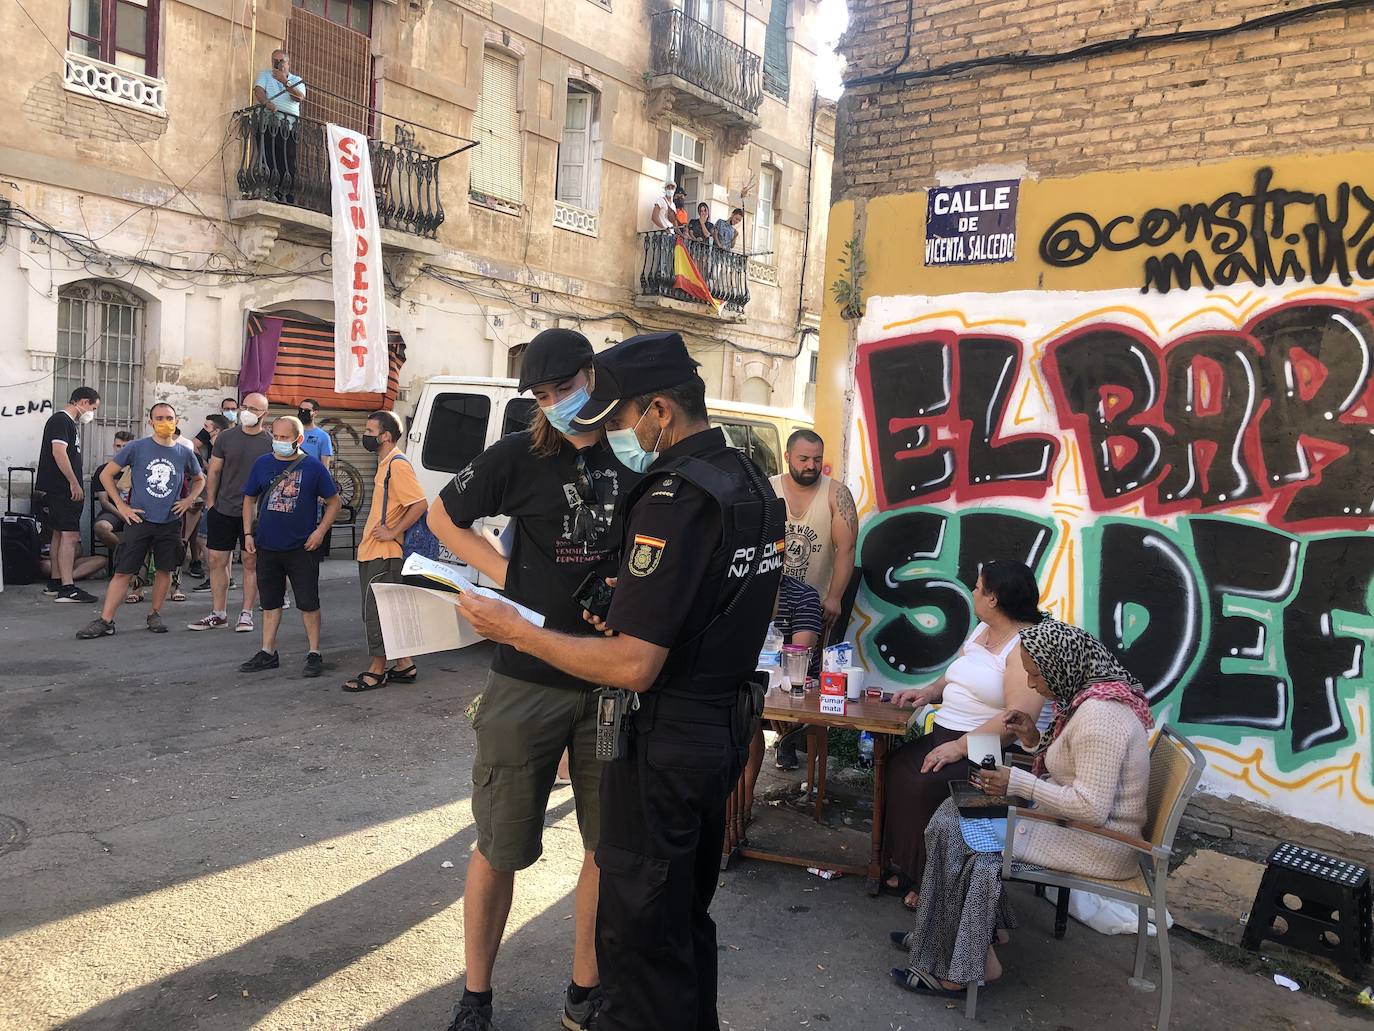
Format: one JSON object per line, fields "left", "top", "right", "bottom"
{"left": 2, "top": 467, "right": 42, "bottom": 585}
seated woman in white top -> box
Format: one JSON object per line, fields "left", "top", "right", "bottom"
{"left": 881, "top": 560, "right": 1051, "bottom": 910}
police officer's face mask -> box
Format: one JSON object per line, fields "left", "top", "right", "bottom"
{"left": 607, "top": 406, "right": 663, "bottom": 474}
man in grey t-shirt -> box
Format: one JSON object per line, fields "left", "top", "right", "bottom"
{"left": 189, "top": 391, "right": 273, "bottom": 632}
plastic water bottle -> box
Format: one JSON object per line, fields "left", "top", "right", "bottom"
{"left": 759, "top": 622, "right": 784, "bottom": 668}
{"left": 857, "top": 731, "right": 874, "bottom": 768}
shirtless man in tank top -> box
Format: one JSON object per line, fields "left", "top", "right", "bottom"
{"left": 768, "top": 429, "right": 858, "bottom": 638}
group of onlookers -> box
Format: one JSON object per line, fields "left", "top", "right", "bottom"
{"left": 650, "top": 181, "right": 744, "bottom": 249}
{"left": 36, "top": 386, "right": 423, "bottom": 690}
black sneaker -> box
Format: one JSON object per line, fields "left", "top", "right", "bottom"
{"left": 445, "top": 997, "right": 492, "bottom": 1031}
{"left": 55, "top": 585, "right": 98, "bottom": 603}
{"left": 239, "top": 650, "right": 280, "bottom": 673}
{"left": 76, "top": 617, "right": 116, "bottom": 639}
{"left": 43, "top": 579, "right": 61, "bottom": 596}
{"left": 303, "top": 651, "right": 323, "bottom": 678}
{"left": 562, "top": 984, "right": 605, "bottom": 1030}
{"left": 188, "top": 560, "right": 205, "bottom": 578}
{"left": 192, "top": 578, "right": 213, "bottom": 593}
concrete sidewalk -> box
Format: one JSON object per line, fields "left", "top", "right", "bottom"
{"left": 0, "top": 572, "right": 1367, "bottom": 1029}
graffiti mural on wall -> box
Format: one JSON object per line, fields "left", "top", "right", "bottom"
{"left": 848, "top": 285, "right": 1374, "bottom": 832}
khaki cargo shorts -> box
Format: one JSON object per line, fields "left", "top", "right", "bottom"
{"left": 472, "top": 670, "right": 602, "bottom": 871}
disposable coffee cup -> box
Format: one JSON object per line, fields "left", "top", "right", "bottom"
{"left": 843, "top": 666, "right": 865, "bottom": 699}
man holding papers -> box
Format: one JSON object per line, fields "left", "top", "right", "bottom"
{"left": 427, "top": 329, "right": 640, "bottom": 1031}
{"left": 452, "top": 332, "right": 784, "bottom": 1031}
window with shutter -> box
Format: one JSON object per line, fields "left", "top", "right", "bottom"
{"left": 286, "top": 6, "right": 370, "bottom": 133}
{"left": 752, "top": 165, "right": 777, "bottom": 257}
{"left": 763, "top": 0, "right": 790, "bottom": 101}
{"left": 556, "top": 86, "right": 600, "bottom": 212}
{"left": 471, "top": 52, "right": 524, "bottom": 210}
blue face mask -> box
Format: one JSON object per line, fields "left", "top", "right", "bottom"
{"left": 606, "top": 410, "right": 662, "bottom": 473}
{"left": 272, "top": 440, "right": 297, "bottom": 458}
{"left": 539, "top": 385, "right": 591, "bottom": 436}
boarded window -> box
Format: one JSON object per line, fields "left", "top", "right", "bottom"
{"left": 471, "top": 52, "right": 523, "bottom": 208}
{"left": 763, "top": 0, "right": 790, "bottom": 101}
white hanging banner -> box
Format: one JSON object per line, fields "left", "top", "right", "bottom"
{"left": 326, "top": 123, "right": 388, "bottom": 393}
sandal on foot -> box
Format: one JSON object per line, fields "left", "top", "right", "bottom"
{"left": 889, "top": 968, "right": 966, "bottom": 998}
{"left": 903, "top": 891, "right": 921, "bottom": 912}
{"left": 343, "top": 670, "right": 388, "bottom": 693}
{"left": 171, "top": 588, "right": 187, "bottom": 602}
{"left": 125, "top": 590, "right": 144, "bottom": 605}
{"left": 890, "top": 930, "right": 918, "bottom": 951}
{"left": 386, "top": 663, "right": 419, "bottom": 683}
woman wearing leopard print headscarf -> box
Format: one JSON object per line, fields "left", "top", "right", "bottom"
{"left": 889, "top": 618, "right": 1154, "bottom": 1001}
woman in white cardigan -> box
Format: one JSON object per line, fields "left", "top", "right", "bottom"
{"left": 890, "top": 617, "right": 1154, "bottom": 999}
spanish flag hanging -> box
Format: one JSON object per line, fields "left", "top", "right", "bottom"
{"left": 672, "top": 236, "right": 722, "bottom": 314}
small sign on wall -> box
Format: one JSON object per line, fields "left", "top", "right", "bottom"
{"left": 925, "top": 179, "right": 1019, "bottom": 266}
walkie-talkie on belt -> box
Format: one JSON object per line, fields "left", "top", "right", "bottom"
{"left": 595, "top": 686, "right": 638, "bottom": 762}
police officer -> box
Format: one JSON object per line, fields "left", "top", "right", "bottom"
{"left": 454, "top": 332, "right": 784, "bottom": 1031}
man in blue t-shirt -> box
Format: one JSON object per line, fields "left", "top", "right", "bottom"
{"left": 252, "top": 48, "right": 306, "bottom": 202}
{"left": 238, "top": 416, "right": 340, "bottom": 678}
{"left": 77, "top": 402, "right": 205, "bottom": 639}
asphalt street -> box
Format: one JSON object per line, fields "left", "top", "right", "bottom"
{"left": 0, "top": 564, "right": 1365, "bottom": 1030}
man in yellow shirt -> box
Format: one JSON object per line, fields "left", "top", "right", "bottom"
{"left": 345, "top": 410, "right": 428, "bottom": 692}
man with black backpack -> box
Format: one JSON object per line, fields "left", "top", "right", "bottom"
{"left": 343, "top": 409, "right": 427, "bottom": 693}
{"left": 236, "top": 416, "right": 340, "bottom": 678}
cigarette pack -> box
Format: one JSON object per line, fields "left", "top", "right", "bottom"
{"left": 819, "top": 671, "right": 847, "bottom": 715}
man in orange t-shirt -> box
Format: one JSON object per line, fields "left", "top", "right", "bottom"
{"left": 346, "top": 409, "right": 428, "bottom": 692}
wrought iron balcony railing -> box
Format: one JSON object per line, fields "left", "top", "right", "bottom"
{"left": 640, "top": 231, "right": 750, "bottom": 315}
{"left": 649, "top": 10, "right": 763, "bottom": 116}
{"left": 233, "top": 107, "right": 445, "bottom": 240}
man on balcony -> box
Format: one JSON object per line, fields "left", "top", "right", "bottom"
{"left": 650, "top": 181, "right": 678, "bottom": 231}
{"left": 253, "top": 49, "right": 306, "bottom": 203}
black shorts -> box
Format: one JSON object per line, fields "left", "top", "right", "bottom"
{"left": 206, "top": 508, "right": 247, "bottom": 552}
{"left": 257, "top": 547, "right": 322, "bottom": 611}
{"left": 43, "top": 493, "right": 83, "bottom": 533}
{"left": 94, "top": 511, "right": 126, "bottom": 534}
{"left": 113, "top": 519, "right": 183, "bottom": 576}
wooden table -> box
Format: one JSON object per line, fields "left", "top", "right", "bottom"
{"left": 722, "top": 690, "right": 912, "bottom": 895}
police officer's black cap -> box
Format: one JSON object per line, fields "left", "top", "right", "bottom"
{"left": 571, "top": 332, "right": 700, "bottom": 430}
{"left": 516, "top": 328, "right": 594, "bottom": 392}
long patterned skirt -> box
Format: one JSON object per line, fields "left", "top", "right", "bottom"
{"left": 905, "top": 798, "right": 1028, "bottom": 986}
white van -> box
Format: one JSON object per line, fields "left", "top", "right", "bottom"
{"left": 405, "top": 376, "right": 812, "bottom": 574}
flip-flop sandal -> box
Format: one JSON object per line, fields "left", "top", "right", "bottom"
{"left": 342, "top": 670, "right": 389, "bottom": 693}
{"left": 889, "top": 968, "right": 966, "bottom": 998}
{"left": 386, "top": 664, "right": 419, "bottom": 683}
{"left": 890, "top": 930, "right": 918, "bottom": 951}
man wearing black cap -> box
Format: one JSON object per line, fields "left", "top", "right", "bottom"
{"left": 429, "top": 328, "right": 640, "bottom": 1031}
{"left": 454, "top": 331, "right": 785, "bottom": 1031}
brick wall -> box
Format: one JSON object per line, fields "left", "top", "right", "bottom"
{"left": 836, "top": 0, "right": 1374, "bottom": 197}
{"left": 22, "top": 74, "right": 166, "bottom": 146}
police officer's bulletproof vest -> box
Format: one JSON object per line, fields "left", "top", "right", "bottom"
{"left": 626, "top": 442, "right": 785, "bottom": 701}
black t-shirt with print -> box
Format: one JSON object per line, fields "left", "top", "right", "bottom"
{"left": 439, "top": 431, "right": 640, "bottom": 689}
{"left": 36, "top": 410, "right": 80, "bottom": 493}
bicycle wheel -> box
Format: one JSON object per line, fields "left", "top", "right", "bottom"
{"left": 332, "top": 458, "right": 365, "bottom": 511}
